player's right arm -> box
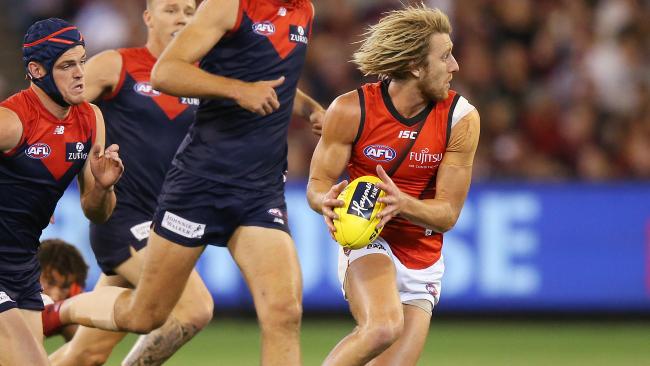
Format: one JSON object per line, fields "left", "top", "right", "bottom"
{"left": 307, "top": 91, "right": 360, "bottom": 233}
{"left": 151, "top": 0, "right": 284, "bottom": 116}
{"left": 83, "top": 50, "right": 122, "bottom": 102}
{"left": 0, "top": 107, "right": 23, "bottom": 153}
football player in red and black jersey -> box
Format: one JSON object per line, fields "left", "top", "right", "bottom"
{"left": 0, "top": 18, "right": 123, "bottom": 366}
{"left": 308, "top": 6, "right": 480, "bottom": 366}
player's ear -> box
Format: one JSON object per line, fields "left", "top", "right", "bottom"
{"left": 143, "top": 9, "right": 153, "bottom": 28}
{"left": 408, "top": 63, "right": 421, "bottom": 79}
{"left": 27, "top": 61, "right": 46, "bottom": 79}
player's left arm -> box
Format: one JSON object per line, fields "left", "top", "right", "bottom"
{"left": 78, "top": 105, "right": 124, "bottom": 223}
{"left": 376, "top": 109, "right": 480, "bottom": 231}
{"left": 293, "top": 88, "right": 325, "bottom": 135}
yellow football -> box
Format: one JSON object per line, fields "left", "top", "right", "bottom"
{"left": 333, "top": 175, "right": 386, "bottom": 250}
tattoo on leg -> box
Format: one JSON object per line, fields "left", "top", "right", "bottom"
{"left": 121, "top": 317, "right": 200, "bottom": 366}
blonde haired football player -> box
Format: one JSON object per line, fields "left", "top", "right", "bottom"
{"left": 308, "top": 5, "right": 479, "bottom": 365}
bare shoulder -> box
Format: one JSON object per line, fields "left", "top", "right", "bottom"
{"left": 0, "top": 106, "right": 23, "bottom": 151}
{"left": 88, "top": 103, "right": 104, "bottom": 121}
{"left": 0, "top": 106, "right": 19, "bottom": 120}
{"left": 86, "top": 50, "right": 122, "bottom": 77}
{"left": 448, "top": 108, "right": 480, "bottom": 153}
{"left": 322, "top": 90, "right": 362, "bottom": 143}
{"left": 90, "top": 49, "right": 122, "bottom": 65}
{"left": 196, "top": 0, "right": 239, "bottom": 30}
{"left": 84, "top": 49, "right": 123, "bottom": 101}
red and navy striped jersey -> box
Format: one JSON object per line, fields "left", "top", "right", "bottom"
{"left": 349, "top": 81, "right": 463, "bottom": 269}
{"left": 172, "top": 0, "right": 313, "bottom": 191}
{"left": 96, "top": 47, "right": 196, "bottom": 217}
{"left": 0, "top": 88, "right": 95, "bottom": 268}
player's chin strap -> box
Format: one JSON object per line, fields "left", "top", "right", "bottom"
{"left": 26, "top": 50, "right": 73, "bottom": 107}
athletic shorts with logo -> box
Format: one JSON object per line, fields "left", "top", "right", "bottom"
{"left": 0, "top": 257, "right": 44, "bottom": 313}
{"left": 338, "top": 236, "right": 444, "bottom": 308}
{"left": 90, "top": 206, "right": 152, "bottom": 275}
{"left": 152, "top": 165, "right": 290, "bottom": 247}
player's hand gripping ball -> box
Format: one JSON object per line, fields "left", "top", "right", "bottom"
{"left": 333, "top": 176, "right": 386, "bottom": 250}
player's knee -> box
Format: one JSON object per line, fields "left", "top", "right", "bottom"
{"left": 186, "top": 299, "right": 213, "bottom": 330}
{"left": 361, "top": 315, "right": 404, "bottom": 352}
{"left": 175, "top": 288, "right": 214, "bottom": 330}
{"left": 126, "top": 311, "right": 168, "bottom": 334}
{"left": 259, "top": 297, "right": 302, "bottom": 332}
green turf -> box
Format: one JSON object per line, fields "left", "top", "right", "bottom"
{"left": 44, "top": 318, "right": 650, "bottom": 365}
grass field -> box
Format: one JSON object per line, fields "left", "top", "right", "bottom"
{"left": 44, "top": 318, "right": 650, "bottom": 365}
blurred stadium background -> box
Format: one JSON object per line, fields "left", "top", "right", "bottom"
{"left": 1, "top": 0, "right": 649, "bottom": 364}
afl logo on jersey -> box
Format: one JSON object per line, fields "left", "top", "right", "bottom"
{"left": 25, "top": 143, "right": 51, "bottom": 159}
{"left": 133, "top": 82, "right": 161, "bottom": 98}
{"left": 252, "top": 21, "right": 275, "bottom": 36}
{"left": 363, "top": 145, "right": 396, "bottom": 162}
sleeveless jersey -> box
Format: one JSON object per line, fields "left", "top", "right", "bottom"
{"left": 348, "top": 81, "right": 462, "bottom": 269}
{"left": 172, "top": 0, "right": 313, "bottom": 191}
{"left": 95, "top": 47, "right": 196, "bottom": 217}
{"left": 0, "top": 88, "right": 95, "bottom": 270}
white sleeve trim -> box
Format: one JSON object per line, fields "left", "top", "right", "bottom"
{"left": 451, "top": 96, "right": 475, "bottom": 128}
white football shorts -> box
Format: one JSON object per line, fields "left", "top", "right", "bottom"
{"left": 338, "top": 236, "right": 444, "bottom": 309}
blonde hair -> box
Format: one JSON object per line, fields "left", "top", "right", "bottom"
{"left": 352, "top": 5, "right": 452, "bottom": 80}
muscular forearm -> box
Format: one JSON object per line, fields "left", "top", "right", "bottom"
{"left": 151, "top": 60, "right": 242, "bottom": 100}
{"left": 81, "top": 184, "right": 116, "bottom": 223}
{"left": 399, "top": 195, "right": 456, "bottom": 233}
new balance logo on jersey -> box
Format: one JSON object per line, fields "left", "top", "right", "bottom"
{"left": 66, "top": 142, "right": 89, "bottom": 161}
{"left": 289, "top": 25, "right": 308, "bottom": 44}
{"left": 25, "top": 143, "right": 51, "bottom": 159}
{"left": 54, "top": 125, "right": 65, "bottom": 135}
{"left": 398, "top": 130, "right": 417, "bottom": 139}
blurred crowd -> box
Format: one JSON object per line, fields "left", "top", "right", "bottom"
{"left": 1, "top": 0, "right": 649, "bottom": 181}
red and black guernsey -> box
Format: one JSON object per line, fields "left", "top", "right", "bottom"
{"left": 172, "top": 0, "right": 313, "bottom": 191}
{"left": 95, "top": 47, "right": 196, "bottom": 217}
{"left": 0, "top": 88, "right": 95, "bottom": 269}
{"left": 349, "top": 81, "right": 462, "bottom": 270}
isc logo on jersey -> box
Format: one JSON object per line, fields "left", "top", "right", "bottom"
{"left": 25, "top": 143, "right": 51, "bottom": 159}
{"left": 363, "top": 144, "right": 396, "bottom": 162}
{"left": 133, "top": 82, "right": 161, "bottom": 97}
{"left": 253, "top": 21, "right": 275, "bottom": 36}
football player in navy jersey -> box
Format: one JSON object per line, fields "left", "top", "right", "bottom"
{"left": 45, "top": 1, "right": 214, "bottom": 366}
{"left": 0, "top": 18, "right": 123, "bottom": 366}
{"left": 53, "top": 0, "right": 323, "bottom": 364}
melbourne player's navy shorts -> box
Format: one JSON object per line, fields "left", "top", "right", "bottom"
{"left": 90, "top": 207, "right": 151, "bottom": 275}
{"left": 152, "top": 166, "right": 290, "bottom": 247}
{"left": 0, "top": 255, "right": 44, "bottom": 313}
